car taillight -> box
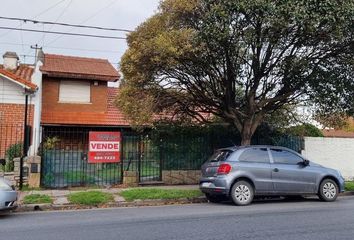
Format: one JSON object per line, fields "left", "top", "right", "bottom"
{"left": 217, "top": 163, "right": 232, "bottom": 175}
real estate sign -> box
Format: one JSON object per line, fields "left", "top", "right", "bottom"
{"left": 88, "top": 131, "right": 121, "bottom": 163}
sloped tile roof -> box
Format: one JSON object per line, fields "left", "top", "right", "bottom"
{"left": 0, "top": 65, "right": 37, "bottom": 91}
{"left": 41, "top": 87, "right": 130, "bottom": 126}
{"left": 40, "top": 54, "right": 119, "bottom": 81}
{"left": 322, "top": 129, "right": 354, "bottom": 138}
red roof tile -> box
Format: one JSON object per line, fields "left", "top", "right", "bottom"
{"left": 0, "top": 64, "right": 34, "bottom": 82}
{"left": 41, "top": 87, "right": 130, "bottom": 126}
{"left": 40, "top": 54, "right": 120, "bottom": 81}
{"left": 322, "top": 129, "right": 354, "bottom": 138}
{"left": 0, "top": 66, "right": 37, "bottom": 91}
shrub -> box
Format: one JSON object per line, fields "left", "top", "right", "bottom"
{"left": 5, "top": 143, "right": 23, "bottom": 172}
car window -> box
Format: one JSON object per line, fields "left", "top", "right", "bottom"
{"left": 270, "top": 149, "right": 303, "bottom": 165}
{"left": 238, "top": 148, "right": 270, "bottom": 163}
{"left": 208, "top": 150, "right": 232, "bottom": 162}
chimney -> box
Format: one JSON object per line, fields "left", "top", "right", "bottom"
{"left": 3, "top": 51, "right": 19, "bottom": 71}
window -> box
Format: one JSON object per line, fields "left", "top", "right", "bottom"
{"left": 270, "top": 149, "right": 303, "bottom": 165}
{"left": 208, "top": 150, "right": 232, "bottom": 162}
{"left": 238, "top": 148, "right": 270, "bottom": 163}
{"left": 59, "top": 80, "right": 91, "bottom": 103}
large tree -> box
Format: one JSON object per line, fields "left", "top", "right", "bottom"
{"left": 117, "top": 0, "right": 354, "bottom": 145}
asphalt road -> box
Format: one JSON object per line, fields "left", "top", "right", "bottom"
{"left": 1, "top": 196, "right": 354, "bottom": 240}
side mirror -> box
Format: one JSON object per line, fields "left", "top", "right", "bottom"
{"left": 303, "top": 159, "right": 310, "bottom": 166}
{"left": 0, "top": 159, "right": 5, "bottom": 166}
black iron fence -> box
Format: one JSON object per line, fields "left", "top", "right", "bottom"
{"left": 40, "top": 126, "right": 304, "bottom": 188}
{"left": 41, "top": 127, "right": 123, "bottom": 188}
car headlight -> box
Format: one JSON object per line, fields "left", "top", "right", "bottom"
{"left": 0, "top": 180, "right": 12, "bottom": 191}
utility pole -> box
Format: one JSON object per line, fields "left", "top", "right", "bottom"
{"left": 30, "top": 44, "right": 42, "bottom": 63}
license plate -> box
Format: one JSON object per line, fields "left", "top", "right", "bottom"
{"left": 201, "top": 182, "right": 211, "bottom": 188}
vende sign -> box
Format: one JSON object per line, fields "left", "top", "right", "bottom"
{"left": 88, "top": 132, "right": 121, "bottom": 163}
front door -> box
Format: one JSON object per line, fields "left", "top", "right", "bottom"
{"left": 270, "top": 148, "right": 316, "bottom": 194}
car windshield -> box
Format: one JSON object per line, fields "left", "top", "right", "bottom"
{"left": 208, "top": 150, "right": 232, "bottom": 162}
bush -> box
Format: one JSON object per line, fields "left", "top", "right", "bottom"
{"left": 5, "top": 143, "right": 23, "bottom": 172}
{"left": 285, "top": 124, "right": 324, "bottom": 137}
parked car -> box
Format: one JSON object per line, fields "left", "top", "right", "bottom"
{"left": 200, "top": 146, "right": 345, "bottom": 206}
{"left": 0, "top": 159, "right": 17, "bottom": 212}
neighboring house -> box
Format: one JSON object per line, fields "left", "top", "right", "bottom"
{"left": 0, "top": 52, "right": 40, "bottom": 158}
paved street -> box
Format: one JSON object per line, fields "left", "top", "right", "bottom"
{"left": 1, "top": 196, "right": 354, "bottom": 240}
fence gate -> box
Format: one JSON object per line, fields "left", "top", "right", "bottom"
{"left": 41, "top": 127, "right": 122, "bottom": 188}
{"left": 123, "top": 135, "right": 161, "bottom": 183}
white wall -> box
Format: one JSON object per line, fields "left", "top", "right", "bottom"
{"left": 0, "top": 76, "right": 26, "bottom": 104}
{"left": 29, "top": 60, "right": 42, "bottom": 156}
{"left": 302, "top": 137, "right": 354, "bottom": 180}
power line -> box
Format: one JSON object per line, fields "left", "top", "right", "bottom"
{"left": 0, "top": 16, "right": 133, "bottom": 33}
{"left": 0, "top": 41, "right": 123, "bottom": 53}
{"left": 0, "top": 26, "right": 126, "bottom": 40}
{"left": 18, "top": 54, "right": 120, "bottom": 66}
{"left": 45, "top": 0, "right": 120, "bottom": 47}
{"left": 0, "top": 0, "right": 67, "bottom": 38}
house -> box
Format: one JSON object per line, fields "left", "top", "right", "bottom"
{"left": 40, "top": 53, "right": 127, "bottom": 128}
{"left": 0, "top": 52, "right": 40, "bottom": 159}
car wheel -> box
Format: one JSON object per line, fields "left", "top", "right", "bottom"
{"left": 318, "top": 179, "right": 338, "bottom": 202}
{"left": 205, "top": 193, "right": 225, "bottom": 203}
{"left": 230, "top": 180, "right": 254, "bottom": 206}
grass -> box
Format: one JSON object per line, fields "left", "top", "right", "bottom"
{"left": 64, "top": 171, "right": 95, "bottom": 184}
{"left": 345, "top": 181, "right": 354, "bottom": 191}
{"left": 97, "top": 168, "right": 121, "bottom": 181}
{"left": 68, "top": 191, "right": 114, "bottom": 205}
{"left": 23, "top": 194, "right": 52, "bottom": 204}
{"left": 120, "top": 188, "right": 203, "bottom": 202}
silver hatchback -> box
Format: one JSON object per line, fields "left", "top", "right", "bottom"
{"left": 200, "top": 146, "right": 345, "bottom": 206}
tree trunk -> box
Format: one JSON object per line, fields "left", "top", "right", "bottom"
{"left": 240, "top": 121, "right": 252, "bottom": 146}
{"left": 239, "top": 115, "right": 263, "bottom": 146}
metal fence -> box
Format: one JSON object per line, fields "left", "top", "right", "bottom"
{"left": 40, "top": 126, "right": 304, "bottom": 188}
{"left": 41, "top": 127, "right": 123, "bottom": 188}
{"left": 0, "top": 124, "right": 27, "bottom": 172}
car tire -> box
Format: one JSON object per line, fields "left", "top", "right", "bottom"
{"left": 205, "top": 193, "right": 225, "bottom": 203}
{"left": 230, "top": 180, "right": 254, "bottom": 206}
{"left": 318, "top": 179, "right": 338, "bottom": 202}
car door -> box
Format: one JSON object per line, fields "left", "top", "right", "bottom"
{"left": 236, "top": 147, "right": 273, "bottom": 193}
{"left": 270, "top": 148, "right": 317, "bottom": 194}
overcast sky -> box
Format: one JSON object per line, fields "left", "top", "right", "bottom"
{"left": 0, "top": 0, "right": 161, "bottom": 68}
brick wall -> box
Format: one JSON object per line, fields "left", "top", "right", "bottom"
{"left": 41, "top": 77, "right": 108, "bottom": 124}
{"left": 0, "top": 103, "right": 34, "bottom": 158}
{"left": 42, "top": 77, "right": 107, "bottom": 112}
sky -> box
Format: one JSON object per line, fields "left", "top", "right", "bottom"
{"left": 0, "top": 0, "right": 161, "bottom": 68}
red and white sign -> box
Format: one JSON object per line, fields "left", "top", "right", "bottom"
{"left": 88, "top": 131, "right": 121, "bottom": 163}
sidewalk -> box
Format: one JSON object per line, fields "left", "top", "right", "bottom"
{"left": 17, "top": 185, "right": 204, "bottom": 212}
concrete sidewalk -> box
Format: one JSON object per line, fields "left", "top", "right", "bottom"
{"left": 17, "top": 185, "right": 203, "bottom": 211}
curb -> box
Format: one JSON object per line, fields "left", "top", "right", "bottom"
{"left": 15, "top": 197, "right": 208, "bottom": 212}
{"left": 15, "top": 192, "right": 354, "bottom": 212}
{"left": 340, "top": 191, "right": 354, "bottom": 196}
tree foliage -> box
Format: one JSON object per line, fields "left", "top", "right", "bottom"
{"left": 117, "top": 0, "right": 354, "bottom": 145}
{"left": 285, "top": 123, "right": 324, "bottom": 137}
